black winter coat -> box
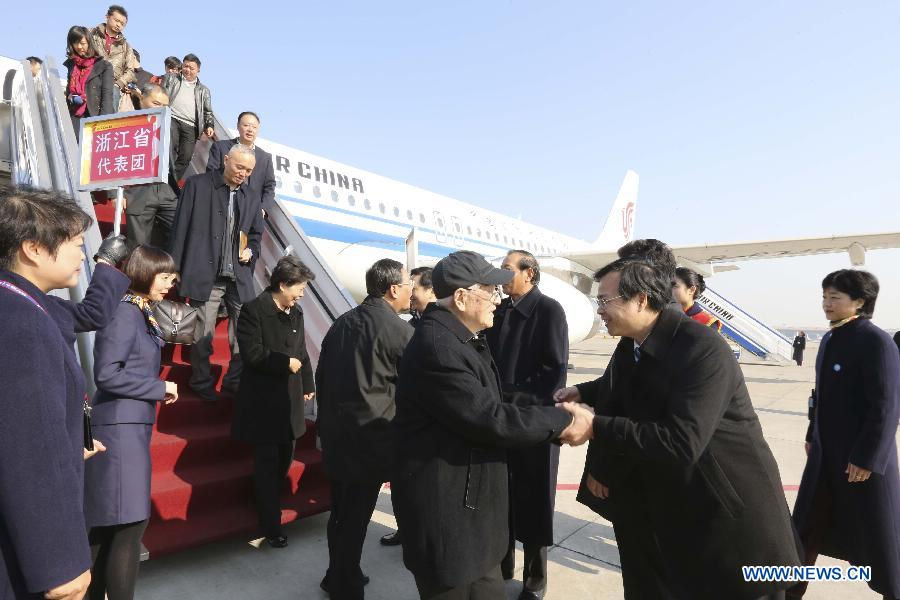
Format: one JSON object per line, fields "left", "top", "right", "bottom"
{"left": 485, "top": 286, "right": 568, "bottom": 546}
{"left": 232, "top": 291, "right": 315, "bottom": 444}
{"left": 207, "top": 139, "right": 277, "bottom": 213}
{"left": 793, "top": 334, "right": 807, "bottom": 363}
{"left": 793, "top": 318, "right": 900, "bottom": 598}
{"left": 392, "top": 305, "right": 571, "bottom": 588}
{"left": 0, "top": 265, "right": 128, "bottom": 598}
{"left": 63, "top": 58, "right": 114, "bottom": 119}
{"left": 577, "top": 307, "right": 801, "bottom": 600}
{"left": 169, "top": 169, "right": 263, "bottom": 303}
{"left": 315, "top": 296, "right": 413, "bottom": 483}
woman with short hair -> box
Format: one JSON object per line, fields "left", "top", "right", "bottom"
{"left": 84, "top": 245, "right": 179, "bottom": 600}
{"left": 232, "top": 255, "right": 316, "bottom": 548}
{"left": 63, "top": 25, "right": 115, "bottom": 135}
{"left": 790, "top": 269, "right": 900, "bottom": 600}
{"left": 673, "top": 267, "right": 722, "bottom": 332}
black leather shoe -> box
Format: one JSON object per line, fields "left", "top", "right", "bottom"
{"left": 380, "top": 531, "right": 402, "bottom": 546}
{"left": 265, "top": 535, "right": 288, "bottom": 548}
{"left": 190, "top": 384, "right": 216, "bottom": 403}
{"left": 517, "top": 591, "right": 545, "bottom": 600}
{"left": 319, "top": 575, "right": 370, "bottom": 594}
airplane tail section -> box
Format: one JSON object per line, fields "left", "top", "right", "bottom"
{"left": 593, "top": 170, "right": 639, "bottom": 248}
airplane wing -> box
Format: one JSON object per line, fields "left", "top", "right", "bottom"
{"left": 559, "top": 232, "right": 900, "bottom": 274}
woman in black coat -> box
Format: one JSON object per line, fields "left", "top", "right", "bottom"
{"left": 84, "top": 245, "right": 179, "bottom": 600}
{"left": 790, "top": 270, "right": 900, "bottom": 600}
{"left": 232, "top": 255, "right": 316, "bottom": 548}
{"left": 63, "top": 26, "right": 115, "bottom": 136}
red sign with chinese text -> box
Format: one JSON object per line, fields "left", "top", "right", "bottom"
{"left": 78, "top": 109, "right": 169, "bottom": 191}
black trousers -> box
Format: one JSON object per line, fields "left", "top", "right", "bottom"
{"left": 87, "top": 519, "right": 149, "bottom": 600}
{"left": 169, "top": 117, "right": 198, "bottom": 184}
{"left": 325, "top": 477, "right": 382, "bottom": 600}
{"left": 125, "top": 190, "right": 176, "bottom": 250}
{"left": 253, "top": 441, "right": 295, "bottom": 538}
{"left": 414, "top": 565, "right": 505, "bottom": 600}
{"left": 501, "top": 540, "right": 547, "bottom": 592}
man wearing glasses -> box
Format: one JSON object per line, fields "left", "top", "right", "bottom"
{"left": 315, "top": 258, "right": 413, "bottom": 599}
{"left": 392, "top": 250, "right": 594, "bottom": 599}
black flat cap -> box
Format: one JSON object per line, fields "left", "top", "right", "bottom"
{"left": 432, "top": 251, "right": 513, "bottom": 299}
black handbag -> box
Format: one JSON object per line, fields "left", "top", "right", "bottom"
{"left": 152, "top": 299, "right": 199, "bottom": 344}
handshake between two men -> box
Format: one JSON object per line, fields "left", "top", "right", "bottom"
{"left": 554, "top": 386, "right": 594, "bottom": 447}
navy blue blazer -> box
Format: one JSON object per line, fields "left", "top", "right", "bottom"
{"left": 92, "top": 302, "right": 167, "bottom": 425}
{"left": 206, "top": 138, "right": 277, "bottom": 213}
{"left": 0, "top": 264, "right": 128, "bottom": 598}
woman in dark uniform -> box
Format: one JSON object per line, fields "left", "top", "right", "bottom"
{"left": 232, "top": 255, "right": 316, "bottom": 548}
{"left": 790, "top": 269, "right": 900, "bottom": 600}
{"left": 84, "top": 245, "right": 179, "bottom": 600}
{"left": 673, "top": 267, "right": 722, "bottom": 331}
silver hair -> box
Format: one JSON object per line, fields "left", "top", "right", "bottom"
{"left": 226, "top": 143, "right": 255, "bottom": 160}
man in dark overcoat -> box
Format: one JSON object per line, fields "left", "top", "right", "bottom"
{"left": 392, "top": 250, "right": 594, "bottom": 599}
{"left": 792, "top": 331, "right": 807, "bottom": 366}
{"left": 0, "top": 186, "right": 129, "bottom": 600}
{"left": 556, "top": 257, "right": 801, "bottom": 600}
{"left": 315, "top": 258, "right": 413, "bottom": 599}
{"left": 485, "top": 250, "right": 567, "bottom": 600}
{"left": 206, "top": 111, "right": 277, "bottom": 214}
{"left": 170, "top": 144, "right": 263, "bottom": 401}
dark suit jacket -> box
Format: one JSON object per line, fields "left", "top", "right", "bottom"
{"left": 91, "top": 302, "right": 167, "bottom": 425}
{"left": 794, "top": 318, "right": 900, "bottom": 597}
{"left": 392, "top": 304, "right": 571, "bottom": 588}
{"left": 207, "top": 139, "right": 277, "bottom": 213}
{"left": 169, "top": 169, "right": 264, "bottom": 303}
{"left": 315, "top": 296, "right": 413, "bottom": 483}
{"left": 64, "top": 57, "right": 115, "bottom": 118}
{"left": 485, "top": 286, "right": 568, "bottom": 545}
{"left": 0, "top": 265, "right": 128, "bottom": 598}
{"left": 577, "top": 307, "right": 801, "bottom": 600}
{"left": 232, "top": 291, "right": 315, "bottom": 444}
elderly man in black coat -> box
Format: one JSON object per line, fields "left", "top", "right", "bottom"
{"left": 315, "top": 258, "right": 413, "bottom": 599}
{"left": 206, "top": 111, "right": 277, "bottom": 214}
{"left": 485, "top": 250, "right": 567, "bottom": 600}
{"left": 392, "top": 250, "right": 594, "bottom": 600}
{"left": 0, "top": 186, "right": 129, "bottom": 600}
{"left": 555, "top": 257, "right": 801, "bottom": 600}
{"left": 170, "top": 144, "right": 263, "bottom": 401}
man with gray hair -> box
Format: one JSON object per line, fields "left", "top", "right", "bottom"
{"left": 392, "top": 250, "right": 593, "bottom": 599}
{"left": 123, "top": 83, "right": 177, "bottom": 249}
{"left": 170, "top": 143, "right": 261, "bottom": 402}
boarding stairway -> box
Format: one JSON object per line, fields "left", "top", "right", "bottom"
{"left": 698, "top": 285, "right": 794, "bottom": 361}
{"left": 1, "top": 56, "right": 354, "bottom": 557}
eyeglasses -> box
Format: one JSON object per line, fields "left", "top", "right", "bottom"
{"left": 597, "top": 294, "right": 625, "bottom": 309}
{"left": 466, "top": 286, "right": 501, "bottom": 302}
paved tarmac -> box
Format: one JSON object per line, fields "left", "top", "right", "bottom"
{"left": 136, "top": 337, "right": 893, "bottom": 599}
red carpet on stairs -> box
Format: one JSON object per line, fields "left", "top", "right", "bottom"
{"left": 92, "top": 198, "right": 331, "bottom": 558}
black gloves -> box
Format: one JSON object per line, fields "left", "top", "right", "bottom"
{"left": 94, "top": 234, "right": 129, "bottom": 266}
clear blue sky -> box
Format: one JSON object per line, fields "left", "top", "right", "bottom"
{"left": 7, "top": 1, "right": 900, "bottom": 328}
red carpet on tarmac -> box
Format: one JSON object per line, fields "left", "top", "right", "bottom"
{"left": 94, "top": 199, "right": 331, "bottom": 558}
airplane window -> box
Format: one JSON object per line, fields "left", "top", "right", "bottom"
{"left": 476, "top": 228, "right": 481, "bottom": 237}
{"left": 379, "top": 202, "right": 386, "bottom": 214}
{"left": 419, "top": 213, "right": 426, "bottom": 224}
{"left": 348, "top": 195, "right": 356, "bottom": 207}
{"left": 332, "top": 191, "right": 340, "bottom": 203}
{"left": 276, "top": 177, "right": 283, "bottom": 189}
{"left": 363, "top": 198, "right": 371, "bottom": 210}
{"left": 393, "top": 207, "right": 400, "bottom": 218}
{"left": 314, "top": 186, "right": 321, "bottom": 198}
{"left": 503, "top": 235, "right": 508, "bottom": 243}
{"left": 494, "top": 233, "right": 500, "bottom": 241}
{"left": 293, "top": 181, "right": 302, "bottom": 193}
{"left": 467, "top": 226, "right": 472, "bottom": 235}
{"left": 406, "top": 209, "right": 413, "bottom": 220}
{"left": 454, "top": 223, "right": 461, "bottom": 233}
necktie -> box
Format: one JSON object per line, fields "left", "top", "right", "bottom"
{"left": 634, "top": 345, "right": 641, "bottom": 363}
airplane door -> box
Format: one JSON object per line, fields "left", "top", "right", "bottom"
{"left": 433, "top": 210, "right": 450, "bottom": 244}
{"left": 449, "top": 216, "right": 465, "bottom": 247}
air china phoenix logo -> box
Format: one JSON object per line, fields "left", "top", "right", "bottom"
{"left": 621, "top": 202, "right": 635, "bottom": 240}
